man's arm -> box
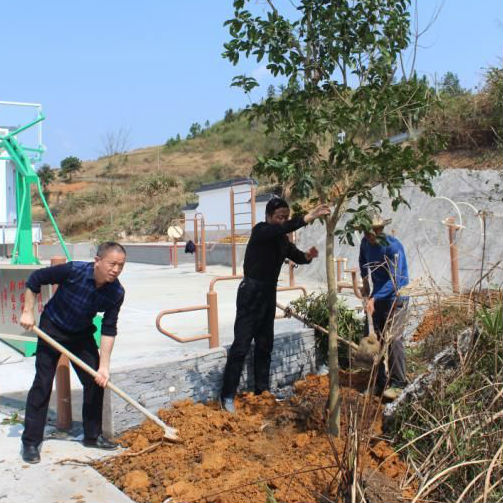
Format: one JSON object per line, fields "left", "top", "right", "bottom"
{"left": 286, "top": 242, "right": 311, "bottom": 265}
{"left": 20, "top": 288, "right": 37, "bottom": 331}
{"left": 20, "top": 263, "right": 73, "bottom": 331}
{"left": 286, "top": 242, "right": 319, "bottom": 265}
{"left": 95, "top": 292, "right": 125, "bottom": 387}
{"left": 372, "top": 244, "right": 407, "bottom": 300}
{"left": 253, "top": 204, "right": 330, "bottom": 242}
{"left": 95, "top": 335, "right": 115, "bottom": 388}
{"left": 25, "top": 262, "right": 73, "bottom": 294}
{"left": 359, "top": 242, "right": 371, "bottom": 298}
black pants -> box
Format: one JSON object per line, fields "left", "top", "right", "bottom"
{"left": 364, "top": 298, "right": 407, "bottom": 390}
{"left": 221, "top": 278, "right": 277, "bottom": 398}
{"left": 22, "top": 316, "right": 103, "bottom": 447}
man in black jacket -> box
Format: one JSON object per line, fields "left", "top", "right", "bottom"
{"left": 220, "top": 197, "right": 330, "bottom": 412}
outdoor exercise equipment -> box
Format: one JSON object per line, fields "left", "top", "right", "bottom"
{"left": 0, "top": 101, "right": 70, "bottom": 264}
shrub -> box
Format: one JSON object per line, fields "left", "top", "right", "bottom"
{"left": 290, "top": 292, "right": 363, "bottom": 367}
{"left": 390, "top": 299, "right": 503, "bottom": 503}
{"left": 424, "top": 66, "right": 503, "bottom": 149}
{"left": 134, "top": 173, "right": 180, "bottom": 197}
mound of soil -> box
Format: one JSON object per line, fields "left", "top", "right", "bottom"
{"left": 94, "top": 374, "right": 414, "bottom": 503}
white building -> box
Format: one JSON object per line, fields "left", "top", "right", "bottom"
{"left": 0, "top": 127, "right": 17, "bottom": 225}
{"left": 182, "top": 178, "right": 273, "bottom": 237}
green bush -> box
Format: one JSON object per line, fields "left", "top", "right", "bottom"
{"left": 424, "top": 66, "right": 503, "bottom": 149}
{"left": 134, "top": 173, "right": 180, "bottom": 197}
{"left": 290, "top": 292, "right": 363, "bottom": 367}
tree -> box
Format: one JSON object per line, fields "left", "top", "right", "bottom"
{"left": 101, "top": 127, "right": 131, "bottom": 174}
{"left": 37, "top": 164, "right": 55, "bottom": 193}
{"left": 224, "top": 0, "right": 439, "bottom": 435}
{"left": 440, "top": 71, "right": 465, "bottom": 96}
{"left": 267, "top": 84, "right": 276, "bottom": 98}
{"left": 188, "top": 122, "right": 202, "bottom": 139}
{"left": 224, "top": 108, "right": 235, "bottom": 122}
{"left": 165, "top": 134, "right": 181, "bottom": 147}
{"left": 59, "top": 156, "right": 82, "bottom": 183}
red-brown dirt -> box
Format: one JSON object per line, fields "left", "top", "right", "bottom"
{"left": 94, "top": 374, "right": 415, "bottom": 503}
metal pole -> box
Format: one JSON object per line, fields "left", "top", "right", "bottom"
{"left": 250, "top": 184, "right": 256, "bottom": 228}
{"left": 200, "top": 216, "right": 206, "bottom": 273}
{"left": 51, "top": 256, "right": 72, "bottom": 431}
{"left": 194, "top": 215, "right": 199, "bottom": 272}
{"left": 206, "top": 291, "right": 219, "bottom": 348}
{"left": 230, "top": 188, "right": 236, "bottom": 276}
{"left": 447, "top": 217, "right": 460, "bottom": 294}
{"left": 173, "top": 241, "right": 178, "bottom": 268}
{"left": 336, "top": 258, "right": 343, "bottom": 283}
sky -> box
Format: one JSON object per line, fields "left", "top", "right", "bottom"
{"left": 1, "top": 0, "right": 501, "bottom": 167}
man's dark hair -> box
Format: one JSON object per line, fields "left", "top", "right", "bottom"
{"left": 96, "top": 241, "right": 126, "bottom": 258}
{"left": 265, "top": 196, "right": 289, "bottom": 216}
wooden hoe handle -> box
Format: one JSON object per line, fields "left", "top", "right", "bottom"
{"left": 31, "top": 326, "right": 179, "bottom": 441}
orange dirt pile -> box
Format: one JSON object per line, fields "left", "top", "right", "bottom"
{"left": 94, "top": 375, "right": 414, "bottom": 503}
{"left": 412, "top": 291, "right": 502, "bottom": 343}
{"left": 412, "top": 308, "right": 442, "bottom": 342}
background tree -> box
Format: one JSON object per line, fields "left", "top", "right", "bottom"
{"left": 440, "top": 71, "right": 465, "bottom": 96}
{"left": 224, "top": 108, "right": 235, "bottom": 122}
{"left": 59, "top": 156, "right": 82, "bottom": 183}
{"left": 37, "top": 163, "right": 55, "bottom": 198}
{"left": 101, "top": 127, "right": 131, "bottom": 175}
{"left": 224, "top": 0, "right": 439, "bottom": 434}
{"left": 188, "top": 122, "right": 202, "bottom": 139}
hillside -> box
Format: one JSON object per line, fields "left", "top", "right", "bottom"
{"left": 34, "top": 108, "right": 501, "bottom": 244}
{"left": 35, "top": 114, "right": 281, "bottom": 242}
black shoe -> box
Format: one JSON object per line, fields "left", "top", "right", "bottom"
{"left": 22, "top": 444, "right": 40, "bottom": 464}
{"left": 83, "top": 434, "right": 118, "bottom": 450}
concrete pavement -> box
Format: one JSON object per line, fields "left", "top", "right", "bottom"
{"left": 0, "top": 261, "right": 326, "bottom": 502}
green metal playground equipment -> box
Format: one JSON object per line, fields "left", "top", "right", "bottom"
{"left": 1, "top": 103, "right": 101, "bottom": 356}
{"left": 0, "top": 105, "right": 70, "bottom": 264}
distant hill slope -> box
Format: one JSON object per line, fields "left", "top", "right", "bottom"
{"left": 35, "top": 111, "right": 500, "bottom": 243}
{"left": 36, "top": 114, "right": 281, "bottom": 242}
{"left": 81, "top": 114, "right": 278, "bottom": 184}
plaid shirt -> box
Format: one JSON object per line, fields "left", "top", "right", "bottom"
{"left": 26, "top": 261, "right": 125, "bottom": 336}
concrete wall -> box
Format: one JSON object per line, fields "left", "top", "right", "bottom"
{"left": 34, "top": 242, "right": 197, "bottom": 266}
{"left": 122, "top": 244, "right": 172, "bottom": 265}
{"left": 103, "top": 324, "right": 316, "bottom": 436}
{"left": 295, "top": 169, "right": 503, "bottom": 291}
{"left": 37, "top": 242, "right": 96, "bottom": 261}
{"left": 205, "top": 243, "right": 247, "bottom": 267}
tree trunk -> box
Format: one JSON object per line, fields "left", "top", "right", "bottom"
{"left": 325, "top": 218, "right": 341, "bottom": 436}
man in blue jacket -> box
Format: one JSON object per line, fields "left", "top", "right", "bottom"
{"left": 359, "top": 215, "right": 409, "bottom": 400}
{"left": 19, "top": 242, "right": 126, "bottom": 463}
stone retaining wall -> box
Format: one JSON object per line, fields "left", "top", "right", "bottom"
{"left": 103, "top": 326, "right": 316, "bottom": 436}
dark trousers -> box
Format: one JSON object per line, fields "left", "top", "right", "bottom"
{"left": 221, "top": 278, "right": 277, "bottom": 398}
{"left": 22, "top": 316, "right": 103, "bottom": 447}
{"left": 364, "top": 298, "right": 407, "bottom": 390}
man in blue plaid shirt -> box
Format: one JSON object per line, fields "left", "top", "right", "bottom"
{"left": 19, "top": 242, "right": 126, "bottom": 463}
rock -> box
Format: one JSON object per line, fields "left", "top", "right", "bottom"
{"left": 123, "top": 470, "right": 150, "bottom": 492}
